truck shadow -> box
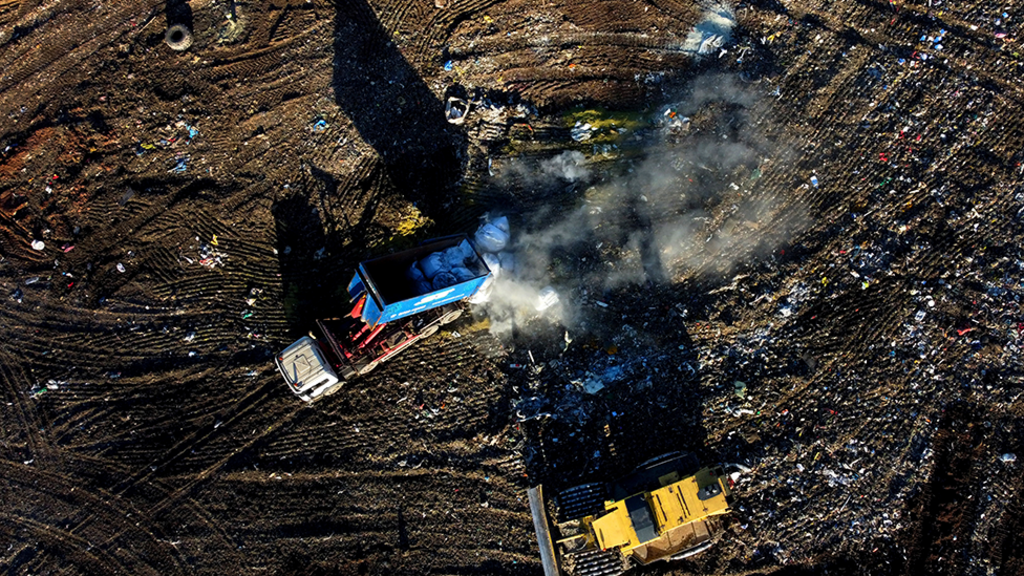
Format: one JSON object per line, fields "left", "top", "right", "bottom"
{"left": 272, "top": 193, "right": 350, "bottom": 335}
{"left": 274, "top": 0, "right": 469, "bottom": 334}
{"left": 330, "top": 0, "right": 465, "bottom": 214}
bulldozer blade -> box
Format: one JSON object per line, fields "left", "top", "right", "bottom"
{"left": 529, "top": 485, "right": 562, "bottom": 576}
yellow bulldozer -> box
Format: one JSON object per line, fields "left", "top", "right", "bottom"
{"left": 528, "top": 452, "right": 737, "bottom": 576}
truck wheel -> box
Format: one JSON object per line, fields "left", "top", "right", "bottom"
{"left": 357, "top": 360, "right": 379, "bottom": 375}
{"left": 439, "top": 309, "right": 463, "bottom": 325}
{"left": 165, "top": 24, "right": 193, "bottom": 51}
{"left": 419, "top": 324, "right": 439, "bottom": 338}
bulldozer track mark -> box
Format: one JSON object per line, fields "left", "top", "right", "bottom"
{"left": 205, "top": 28, "right": 321, "bottom": 78}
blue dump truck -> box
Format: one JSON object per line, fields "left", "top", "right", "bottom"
{"left": 275, "top": 235, "right": 492, "bottom": 401}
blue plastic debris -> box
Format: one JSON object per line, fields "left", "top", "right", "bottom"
{"left": 312, "top": 119, "right": 328, "bottom": 132}
{"left": 187, "top": 125, "right": 199, "bottom": 140}
{"left": 811, "top": 175, "right": 819, "bottom": 187}
{"left": 170, "top": 157, "right": 188, "bottom": 173}
{"left": 444, "top": 60, "right": 453, "bottom": 71}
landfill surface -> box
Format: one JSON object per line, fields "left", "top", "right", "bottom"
{"left": 2, "top": 0, "right": 1023, "bottom": 575}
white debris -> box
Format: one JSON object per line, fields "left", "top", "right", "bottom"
{"left": 535, "top": 286, "right": 559, "bottom": 311}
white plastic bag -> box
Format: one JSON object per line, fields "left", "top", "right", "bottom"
{"left": 536, "top": 286, "right": 559, "bottom": 311}
{"left": 491, "top": 216, "right": 510, "bottom": 233}
{"left": 498, "top": 252, "right": 516, "bottom": 275}
{"left": 444, "top": 239, "right": 475, "bottom": 265}
{"left": 407, "top": 262, "right": 425, "bottom": 281}
{"left": 482, "top": 253, "right": 501, "bottom": 277}
{"left": 474, "top": 223, "right": 509, "bottom": 253}
{"left": 468, "top": 275, "right": 494, "bottom": 304}
{"left": 443, "top": 247, "right": 469, "bottom": 268}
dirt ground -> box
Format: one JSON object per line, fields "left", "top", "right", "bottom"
{"left": 2, "top": 0, "right": 1024, "bottom": 575}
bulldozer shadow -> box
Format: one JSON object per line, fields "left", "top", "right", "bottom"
{"left": 515, "top": 285, "right": 711, "bottom": 490}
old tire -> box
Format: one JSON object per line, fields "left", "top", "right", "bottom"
{"left": 419, "top": 323, "right": 439, "bottom": 339}
{"left": 439, "top": 309, "right": 463, "bottom": 325}
{"left": 165, "top": 24, "right": 193, "bottom": 51}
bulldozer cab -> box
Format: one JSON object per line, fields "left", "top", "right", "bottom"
{"left": 529, "top": 453, "right": 739, "bottom": 576}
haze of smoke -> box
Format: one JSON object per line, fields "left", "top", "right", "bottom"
{"left": 479, "top": 74, "right": 808, "bottom": 335}
{"left": 498, "top": 150, "right": 592, "bottom": 186}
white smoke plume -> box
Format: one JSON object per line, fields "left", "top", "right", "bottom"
{"left": 497, "top": 150, "right": 592, "bottom": 186}
{"left": 476, "top": 73, "right": 808, "bottom": 336}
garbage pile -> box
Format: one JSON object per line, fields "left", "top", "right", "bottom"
{"left": 469, "top": 216, "right": 515, "bottom": 303}
{"left": 404, "top": 216, "right": 514, "bottom": 296}
{"left": 406, "top": 238, "right": 483, "bottom": 294}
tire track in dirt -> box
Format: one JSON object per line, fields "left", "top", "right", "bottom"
{"left": 14, "top": 372, "right": 308, "bottom": 573}
{"left": 198, "top": 468, "right": 536, "bottom": 572}
{"left": 0, "top": 0, "right": 163, "bottom": 129}
{"left": 67, "top": 450, "right": 248, "bottom": 568}
{"left": 0, "top": 459, "right": 190, "bottom": 575}
{"left": 0, "top": 339, "right": 56, "bottom": 468}
{"left": 246, "top": 331, "right": 508, "bottom": 473}
{"left": 0, "top": 514, "right": 132, "bottom": 575}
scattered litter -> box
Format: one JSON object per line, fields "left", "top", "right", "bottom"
{"left": 734, "top": 380, "right": 747, "bottom": 399}
{"left": 445, "top": 97, "right": 469, "bottom": 124}
{"left": 169, "top": 156, "right": 189, "bottom": 173}
{"left": 571, "top": 121, "right": 593, "bottom": 142}
{"left": 31, "top": 240, "right": 45, "bottom": 251}
{"left": 535, "top": 286, "right": 559, "bottom": 311}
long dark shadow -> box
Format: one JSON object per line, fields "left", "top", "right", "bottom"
{"left": 332, "top": 0, "right": 465, "bottom": 213}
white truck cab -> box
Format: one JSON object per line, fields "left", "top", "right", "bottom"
{"left": 274, "top": 336, "right": 340, "bottom": 402}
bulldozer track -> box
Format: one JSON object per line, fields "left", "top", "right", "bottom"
{"left": 557, "top": 482, "right": 608, "bottom": 522}
{"left": 564, "top": 548, "right": 625, "bottom": 576}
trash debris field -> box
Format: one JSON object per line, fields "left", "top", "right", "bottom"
{"left": 2, "top": 0, "right": 1024, "bottom": 575}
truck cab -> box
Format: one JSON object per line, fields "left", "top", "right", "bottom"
{"left": 275, "top": 336, "right": 340, "bottom": 402}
